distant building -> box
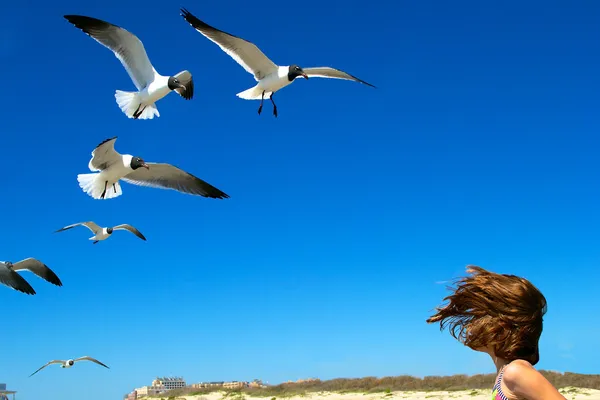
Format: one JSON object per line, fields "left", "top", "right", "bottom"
{"left": 131, "top": 376, "right": 186, "bottom": 398}
{"left": 135, "top": 385, "right": 166, "bottom": 397}
{"left": 125, "top": 390, "right": 137, "bottom": 400}
{"left": 0, "top": 383, "right": 16, "bottom": 400}
{"left": 153, "top": 376, "right": 186, "bottom": 390}
{"left": 249, "top": 379, "right": 266, "bottom": 388}
{"left": 296, "top": 378, "right": 319, "bottom": 383}
{"left": 223, "top": 381, "right": 248, "bottom": 389}
{"left": 191, "top": 381, "right": 224, "bottom": 389}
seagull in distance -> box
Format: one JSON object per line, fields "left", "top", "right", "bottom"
{"left": 180, "top": 8, "right": 375, "bottom": 117}
{"left": 55, "top": 221, "right": 147, "bottom": 244}
{"left": 64, "top": 15, "right": 194, "bottom": 120}
{"left": 29, "top": 356, "right": 110, "bottom": 377}
{"left": 77, "top": 137, "right": 230, "bottom": 200}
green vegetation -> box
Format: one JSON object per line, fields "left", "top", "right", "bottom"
{"left": 152, "top": 371, "right": 600, "bottom": 398}
{"left": 559, "top": 387, "right": 592, "bottom": 396}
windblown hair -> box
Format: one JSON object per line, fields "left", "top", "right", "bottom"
{"left": 427, "top": 266, "right": 547, "bottom": 365}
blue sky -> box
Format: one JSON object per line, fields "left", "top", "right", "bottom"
{"left": 1, "top": 0, "right": 599, "bottom": 399}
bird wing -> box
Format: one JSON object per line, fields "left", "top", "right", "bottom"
{"left": 88, "top": 137, "right": 122, "bottom": 172}
{"left": 29, "top": 360, "right": 64, "bottom": 377}
{"left": 113, "top": 224, "right": 147, "bottom": 241}
{"left": 122, "top": 162, "right": 230, "bottom": 199}
{"left": 180, "top": 8, "right": 278, "bottom": 80}
{"left": 174, "top": 70, "right": 194, "bottom": 100}
{"left": 55, "top": 221, "right": 102, "bottom": 234}
{"left": 74, "top": 356, "right": 110, "bottom": 369}
{"left": 0, "top": 262, "right": 35, "bottom": 295}
{"left": 12, "top": 258, "right": 63, "bottom": 287}
{"left": 64, "top": 15, "right": 156, "bottom": 90}
{"left": 303, "top": 67, "right": 376, "bottom": 87}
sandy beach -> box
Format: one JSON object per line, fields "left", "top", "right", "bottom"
{"left": 168, "top": 388, "right": 600, "bottom": 400}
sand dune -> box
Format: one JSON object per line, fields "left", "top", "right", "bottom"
{"left": 169, "top": 387, "right": 600, "bottom": 400}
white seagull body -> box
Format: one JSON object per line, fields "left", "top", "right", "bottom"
{"left": 0, "top": 258, "right": 63, "bottom": 295}
{"left": 64, "top": 15, "right": 194, "bottom": 120}
{"left": 180, "top": 8, "right": 375, "bottom": 116}
{"left": 77, "top": 137, "right": 230, "bottom": 200}
{"left": 55, "top": 221, "right": 147, "bottom": 244}
{"left": 29, "top": 356, "right": 110, "bottom": 377}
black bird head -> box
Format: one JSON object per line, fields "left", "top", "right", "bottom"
{"left": 130, "top": 157, "right": 149, "bottom": 170}
{"left": 288, "top": 65, "right": 308, "bottom": 81}
{"left": 107, "top": 227, "right": 114, "bottom": 234}
{"left": 167, "top": 76, "right": 186, "bottom": 91}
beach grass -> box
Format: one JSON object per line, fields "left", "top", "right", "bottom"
{"left": 151, "top": 371, "right": 600, "bottom": 399}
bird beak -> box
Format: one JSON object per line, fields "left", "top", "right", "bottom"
{"left": 302, "top": 73, "right": 309, "bottom": 79}
{"left": 142, "top": 163, "right": 150, "bottom": 170}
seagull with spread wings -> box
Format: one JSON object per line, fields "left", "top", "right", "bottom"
{"left": 64, "top": 15, "right": 194, "bottom": 120}
{"left": 55, "top": 221, "right": 147, "bottom": 244}
{"left": 77, "top": 137, "right": 230, "bottom": 200}
{"left": 180, "top": 8, "right": 375, "bottom": 117}
{"left": 29, "top": 356, "right": 110, "bottom": 377}
{"left": 0, "top": 263, "right": 36, "bottom": 295}
{"left": 0, "top": 258, "right": 63, "bottom": 295}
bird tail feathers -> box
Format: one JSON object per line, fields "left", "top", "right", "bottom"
{"left": 114, "top": 90, "right": 160, "bottom": 120}
{"left": 236, "top": 85, "right": 271, "bottom": 100}
{"left": 77, "top": 174, "right": 123, "bottom": 200}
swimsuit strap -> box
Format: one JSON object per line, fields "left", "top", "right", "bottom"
{"left": 492, "top": 365, "right": 509, "bottom": 400}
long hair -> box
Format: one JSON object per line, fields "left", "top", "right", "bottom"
{"left": 427, "top": 266, "right": 547, "bottom": 365}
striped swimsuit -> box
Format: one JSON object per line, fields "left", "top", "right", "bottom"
{"left": 492, "top": 366, "right": 509, "bottom": 400}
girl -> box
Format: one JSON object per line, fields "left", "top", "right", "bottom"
{"left": 427, "top": 266, "right": 567, "bottom": 400}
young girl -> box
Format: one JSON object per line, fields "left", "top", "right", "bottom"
{"left": 427, "top": 266, "right": 567, "bottom": 400}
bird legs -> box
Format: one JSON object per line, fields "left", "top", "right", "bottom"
{"left": 133, "top": 104, "right": 146, "bottom": 119}
{"left": 270, "top": 93, "right": 278, "bottom": 117}
{"left": 258, "top": 91, "right": 265, "bottom": 115}
{"left": 257, "top": 91, "right": 278, "bottom": 117}
{"left": 100, "top": 182, "right": 117, "bottom": 199}
{"left": 93, "top": 241, "right": 99, "bottom": 245}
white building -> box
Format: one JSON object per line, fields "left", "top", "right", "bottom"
{"left": 134, "top": 385, "right": 165, "bottom": 397}
{"left": 153, "top": 377, "right": 186, "bottom": 390}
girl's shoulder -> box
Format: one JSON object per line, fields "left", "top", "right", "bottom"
{"left": 504, "top": 359, "right": 535, "bottom": 380}
{"left": 495, "top": 361, "right": 531, "bottom": 400}
{"left": 502, "top": 359, "right": 535, "bottom": 396}
{"left": 501, "top": 360, "right": 566, "bottom": 400}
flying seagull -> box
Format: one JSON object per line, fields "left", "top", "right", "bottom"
{"left": 29, "top": 356, "right": 110, "bottom": 377}
{"left": 77, "top": 137, "right": 230, "bottom": 200}
{"left": 0, "top": 263, "right": 36, "bottom": 295}
{"left": 2, "top": 258, "right": 62, "bottom": 289}
{"left": 64, "top": 15, "right": 194, "bottom": 120}
{"left": 179, "top": 8, "right": 375, "bottom": 117}
{"left": 56, "top": 221, "right": 147, "bottom": 244}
